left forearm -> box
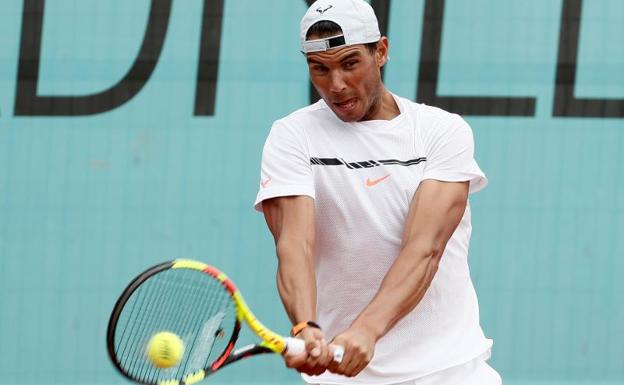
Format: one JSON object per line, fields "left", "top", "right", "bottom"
{"left": 350, "top": 181, "right": 468, "bottom": 340}
{"left": 327, "top": 181, "right": 468, "bottom": 377}
{"left": 351, "top": 243, "right": 442, "bottom": 340}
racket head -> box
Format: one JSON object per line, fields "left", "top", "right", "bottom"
{"left": 107, "top": 260, "right": 271, "bottom": 385}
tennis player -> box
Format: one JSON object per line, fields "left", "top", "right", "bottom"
{"left": 254, "top": 1, "right": 501, "bottom": 384}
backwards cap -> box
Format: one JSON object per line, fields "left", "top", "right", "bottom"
{"left": 300, "top": 0, "right": 381, "bottom": 53}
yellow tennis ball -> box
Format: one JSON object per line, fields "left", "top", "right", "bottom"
{"left": 146, "top": 331, "right": 184, "bottom": 368}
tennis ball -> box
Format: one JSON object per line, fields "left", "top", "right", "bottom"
{"left": 146, "top": 331, "right": 184, "bottom": 368}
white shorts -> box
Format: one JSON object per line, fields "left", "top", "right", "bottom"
{"left": 312, "top": 354, "right": 502, "bottom": 385}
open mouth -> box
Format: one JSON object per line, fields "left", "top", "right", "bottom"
{"left": 333, "top": 98, "right": 357, "bottom": 112}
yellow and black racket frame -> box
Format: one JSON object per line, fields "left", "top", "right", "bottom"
{"left": 107, "top": 259, "right": 291, "bottom": 385}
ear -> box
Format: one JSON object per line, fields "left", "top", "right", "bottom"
{"left": 376, "top": 37, "right": 389, "bottom": 67}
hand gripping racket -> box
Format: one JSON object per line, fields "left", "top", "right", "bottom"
{"left": 107, "top": 259, "right": 343, "bottom": 385}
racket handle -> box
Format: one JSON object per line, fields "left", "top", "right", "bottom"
{"left": 284, "top": 337, "right": 306, "bottom": 356}
{"left": 284, "top": 337, "right": 344, "bottom": 363}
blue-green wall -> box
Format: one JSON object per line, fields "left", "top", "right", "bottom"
{"left": 0, "top": 1, "right": 622, "bottom": 384}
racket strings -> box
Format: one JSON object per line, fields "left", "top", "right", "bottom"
{"left": 128, "top": 274, "right": 187, "bottom": 383}
{"left": 122, "top": 270, "right": 235, "bottom": 383}
{"left": 141, "top": 269, "right": 208, "bottom": 383}
{"left": 138, "top": 274, "right": 193, "bottom": 383}
{"left": 121, "top": 276, "right": 166, "bottom": 376}
{"left": 177, "top": 275, "right": 236, "bottom": 376}
{"left": 113, "top": 269, "right": 237, "bottom": 384}
{"left": 172, "top": 273, "right": 226, "bottom": 380}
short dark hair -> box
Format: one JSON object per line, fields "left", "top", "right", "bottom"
{"left": 305, "top": 20, "right": 378, "bottom": 54}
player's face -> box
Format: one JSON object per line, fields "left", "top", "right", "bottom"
{"left": 306, "top": 38, "right": 388, "bottom": 122}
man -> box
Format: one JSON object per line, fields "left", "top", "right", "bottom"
{"left": 254, "top": 1, "right": 501, "bottom": 384}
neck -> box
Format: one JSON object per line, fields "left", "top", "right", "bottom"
{"left": 362, "top": 88, "right": 400, "bottom": 121}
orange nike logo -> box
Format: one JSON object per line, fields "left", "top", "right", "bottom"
{"left": 366, "top": 174, "right": 390, "bottom": 187}
{"left": 260, "top": 176, "right": 272, "bottom": 188}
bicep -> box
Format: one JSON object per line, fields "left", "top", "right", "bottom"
{"left": 401, "top": 180, "right": 469, "bottom": 254}
{"left": 262, "top": 195, "right": 315, "bottom": 246}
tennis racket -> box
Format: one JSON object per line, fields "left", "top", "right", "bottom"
{"left": 107, "top": 259, "right": 343, "bottom": 385}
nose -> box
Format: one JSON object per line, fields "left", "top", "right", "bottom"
{"left": 329, "top": 70, "right": 347, "bottom": 94}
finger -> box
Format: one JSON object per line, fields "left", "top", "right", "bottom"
{"left": 329, "top": 343, "right": 344, "bottom": 364}
{"left": 305, "top": 340, "right": 323, "bottom": 368}
{"left": 303, "top": 364, "right": 326, "bottom": 376}
{"left": 287, "top": 356, "right": 326, "bottom": 376}
{"left": 299, "top": 363, "right": 322, "bottom": 376}
{"left": 343, "top": 352, "right": 364, "bottom": 377}
{"left": 310, "top": 345, "right": 321, "bottom": 358}
{"left": 352, "top": 360, "right": 369, "bottom": 377}
{"left": 294, "top": 330, "right": 328, "bottom": 375}
{"left": 317, "top": 339, "right": 333, "bottom": 367}
{"left": 308, "top": 342, "right": 331, "bottom": 376}
{"left": 330, "top": 346, "right": 354, "bottom": 376}
{"left": 305, "top": 340, "right": 331, "bottom": 374}
{"left": 305, "top": 337, "right": 322, "bottom": 358}
{"left": 302, "top": 351, "right": 329, "bottom": 376}
{"left": 284, "top": 351, "right": 307, "bottom": 369}
{"left": 343, "top": 344, "right": 367, "bottom": 376}
{"left": 348, "top": 347, "right": 373, "bottom": 377}
{"left": 327, "top": 346, "right": 345, "bottom": 373}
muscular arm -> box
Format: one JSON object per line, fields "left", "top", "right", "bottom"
{"left": 262, "top": 195, "right": 333, "bottom": 375}
{"left": 330, "top": 179, "right": 470, "bottom": 376}
{"left": 354, "top": 179, "right": 469, "bottom": 335}
{"left": 262, "top": 195, "right": 317, "bottom": 324}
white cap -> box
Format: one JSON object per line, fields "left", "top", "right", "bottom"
{"left": 300, "top": 0, "right": 381, "bottom": 53}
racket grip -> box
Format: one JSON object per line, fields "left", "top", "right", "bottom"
{"left": 284, "top": 337, "right": 306, "bottom": 356}
{"left": 284, "top": 338, "right": 344, "bottom": 363}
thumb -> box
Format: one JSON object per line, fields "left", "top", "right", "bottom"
{"left": 306, "top": 339, "right": 322, "bottom": 358}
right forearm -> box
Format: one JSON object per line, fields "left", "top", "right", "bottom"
{"left": 276, "top": 239, "right": 317, "bottom": 325}
{"left": 261, "top": 196, "right": 328, "bottom": 373}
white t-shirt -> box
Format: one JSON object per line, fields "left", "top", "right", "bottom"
{"left": 254, "top": 94, "right": 492, "bottom": 385}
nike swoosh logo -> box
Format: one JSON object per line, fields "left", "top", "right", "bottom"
{"left": 260, "top": 176, "right": 272, "bottom": 188}
{"left": 366, "top": 174, "right": 390, "bottom": 187}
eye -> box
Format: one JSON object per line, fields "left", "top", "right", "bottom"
{"left": 311, "top": 65, "right": 329, "bottom": 74}
{"left": 343, "top": 60, "right": 359, "bottom": 69}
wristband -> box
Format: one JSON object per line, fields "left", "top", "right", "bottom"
{"left": 290, "top": 320, "right": 321, "bottom": 337}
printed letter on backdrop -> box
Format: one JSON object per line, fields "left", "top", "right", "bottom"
{"left": 15, "top": 0, "right": 172, "bottom": 116}
{"left": 194, "top": 0, "right": 224, "bottom": 116}
{"left": 553, "top": 0, "right": 624, "bottom": 118}
{"left": 416, "top": 0, "right": 536, "bottom": 116}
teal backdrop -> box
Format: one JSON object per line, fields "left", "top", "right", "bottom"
{"left": 0, "top": 1, "right": 622, "bottom": 384}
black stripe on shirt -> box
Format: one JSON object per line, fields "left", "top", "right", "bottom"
{"left": 310, "top": 157, "right": 426, "bottom": 168}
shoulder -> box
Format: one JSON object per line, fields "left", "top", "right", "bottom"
{"left": 396, "top": 97, "right": 464, "bottom": 127}
{"left": 392, "top": 98, "right": 476, "bottom": 155}
{"left": 273, "top": 99, "right": 335, "bottom": 130}
{"left": 264, "top": 101, "right": 333, "bottom": 150}
{"left": 403, "top": 101, "right": 472, "bottom": 141}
